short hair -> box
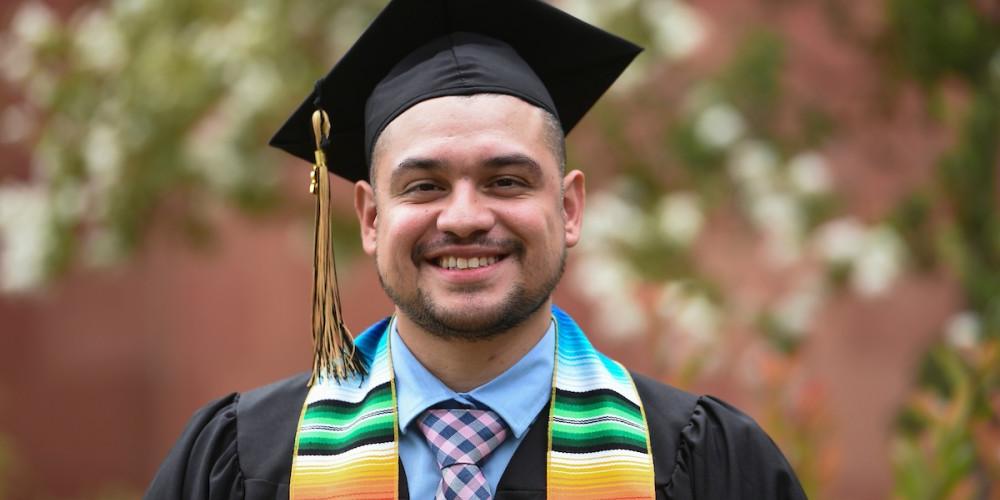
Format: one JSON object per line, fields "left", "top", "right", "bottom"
{"left": 541, "top": 108, "right": 567, "bottom": 174}
{"left": 369, "top": 95, "right": 566, "bottom": 185}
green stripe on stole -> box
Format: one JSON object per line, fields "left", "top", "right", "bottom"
{"left": 289, "top": 308, "right": 655, "bottom": 499}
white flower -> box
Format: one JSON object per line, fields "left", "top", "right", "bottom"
{"left": 750, "top": 192, "right": 799, "bottom": 231}
{"left": 750, "top": 192, "right": 803, "bottom": 264}
{"left": 581, "top": 191, "right": 645, "bottom": 249}
{"left": 231, "top": 63, "right": 281, "bottom": 110}
{"left": 12, "top": 2, "right": 57, "bottom": 46}
{"left": 656, "top": 192, "right": 703, "bottom": 247}
{"left": 222, "top": 9, "right": 267, "bottom": 61}
{"left": 73, "top": 9, "right": 126, "bottom": 71}
{"left": 787, "top": 152, "right": 832, "bottom": 196}
{"left": 657, "top": 282, "right": 720, "bottom": 345}
{"left": 192, "top": 27, "right": 230, "bottom": 66}
{"left": 815, "top": 217, "right": 866, "bottom": 264}
{"left": 773, "top": 278, "right": 825, "bottom": 336}
{"left": 83, "top": 123, "right": 123, "bottom": 189}
{"left": 729, "top": 140, "right": 778, "bottom": 196}
{"left": 0, "top": 184, "right": 53, "bottom": 292}
{"left": 186, "top": 132, "right": 242, "bottom": 192}
{"left": 573, "top": 253, "right": 638, "bottom": 302}
{"left": 573, "top": 253, "right": 646, "bottom": 340}
{"left": 53, "top": 181, "right": 86, "bottom": 221}
{"left": 851, "top": 226, "right": 905, "bottom": 297}
{"left": 944, "top": 311, "right": 981, "bottom": 350}
{"left": 596, "top": 293, "right": 648, "bottom": 340}
{"left": 694, "top": 102, "right": 745, "bottom": 149}
{"left": 816, "top": 219, "right": 905, "bottom": 296}
{"left": 643, "top": 0, "right": 707, "bottom": 60}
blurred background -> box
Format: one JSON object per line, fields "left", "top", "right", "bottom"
{"left": 1, "top": 0, "right": 998, "bottom": 498}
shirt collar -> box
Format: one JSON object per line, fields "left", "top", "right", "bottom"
{"left": 391, "top": 319, "right": 555, "bottom": 440}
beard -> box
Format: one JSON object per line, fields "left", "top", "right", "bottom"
{"left": 377, "top": 243, "right": 566, "bottom": 341}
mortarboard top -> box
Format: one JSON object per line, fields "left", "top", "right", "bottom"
{"left": 268, "top": 0, "right": 643, "bottom": 183}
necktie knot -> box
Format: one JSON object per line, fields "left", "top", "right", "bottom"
{"left": 418, "top": 408, "right": 509, "bottom": 499}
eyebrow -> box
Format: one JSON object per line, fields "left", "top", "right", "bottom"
{"left": 389, "top": 157, "right": 445, "bottom": 188}
{"left": 483, "top": 153, "right": 542, "bottom": 176}
{"left": 389, "top": 153, "right": 543, "bottom": 186}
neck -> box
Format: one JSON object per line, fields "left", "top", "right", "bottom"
{"left": 394, "top": 301, "right": 553, "bottom": 393}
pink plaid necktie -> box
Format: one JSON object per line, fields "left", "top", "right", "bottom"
{"left": 418, "top": 408, "right": 509, "bottom": 500}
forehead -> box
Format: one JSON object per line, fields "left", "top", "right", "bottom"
{"left": 371, "top": 94, "right": 552, "bottom": 181}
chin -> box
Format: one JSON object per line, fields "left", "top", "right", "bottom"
{"left": 385, "top": 281, "right": 551, "bottom": 341}
{"left": 426, "top": 295, "right": 548, "bottom": 341}
{"left": 432, "top": 302, "right": 523, "bottom": 332}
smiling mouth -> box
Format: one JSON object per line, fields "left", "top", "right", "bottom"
{"left": 434, "top": 255, "right": 505, "bottom": 270}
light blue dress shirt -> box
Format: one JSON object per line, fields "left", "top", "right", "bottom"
{"left": 391, "top": 320, "right": 555, "bottom": 498}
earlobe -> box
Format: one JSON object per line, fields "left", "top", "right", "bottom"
{"left": 354, "top": 181, "right": 378, "bottom": 255}
{"left": 562, "top": 170, "right": 585, "bottom": 247}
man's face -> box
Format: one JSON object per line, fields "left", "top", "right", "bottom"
{"left": 354, "top": 94, "right": 585, "bottom": 340}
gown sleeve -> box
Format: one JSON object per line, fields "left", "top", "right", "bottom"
{"left": 144, "top": 394, "right": 245, "bottom": 500}
{"left": 665, "top": 396, "right": 807, "bottom": 500}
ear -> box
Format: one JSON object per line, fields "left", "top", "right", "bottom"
{"left": 562, "top": 169, "right": 585, "bottom": 247}
{"left": 354, "top": 180, "right": 378, "bottom": 256}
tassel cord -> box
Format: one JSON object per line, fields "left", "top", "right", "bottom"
{"left": 308, "top": 110, "right": 366, "bottom": 386}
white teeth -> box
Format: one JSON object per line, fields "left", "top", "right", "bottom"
{"left": 437, "top": 255, "right": 500, "bottom": 269}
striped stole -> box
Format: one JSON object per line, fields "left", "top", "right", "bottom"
{"left": 289, "top": 307, "right": 654, "bottom": 499}
{"left": 290, "top": 318, "right": 398, "bottom": 499}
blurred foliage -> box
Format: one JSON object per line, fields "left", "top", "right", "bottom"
{"left": 719, "top": 30, "right": 785, "bottom": 133}
{"left": 894, "top": 341, "right": 1000, "bottom": 499}
{"left": 882, "top": 0, "right": 1000, "bottom": 497}
{"left": 0, "top": 0, "right": 384, "bottom": 290}
{"left": 885, "top": 0, "right": 1000, "bottom": 86}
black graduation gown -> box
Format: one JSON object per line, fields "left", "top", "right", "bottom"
{"left": 145, "top": 372, "right": 806, "bottom": 499}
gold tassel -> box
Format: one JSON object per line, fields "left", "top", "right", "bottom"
{"left": 308, "top": 109, "right": 366, "bottom": 386}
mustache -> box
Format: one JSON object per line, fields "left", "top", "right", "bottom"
{"left": 412, "top": 235, "right": 524, "bottom": 264}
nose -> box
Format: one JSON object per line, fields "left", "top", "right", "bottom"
{"left": 436, "top": 181, "right": 496, "bottom": 238}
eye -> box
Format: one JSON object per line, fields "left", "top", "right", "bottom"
{"left": 490, "top": 176, "right": 527, "bottom": 189}
{"left": 404, "top": 181, "right": 443, "bottom": 193}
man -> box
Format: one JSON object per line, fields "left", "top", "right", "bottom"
{"left": 147, "top": 0, "right": 806, "bottom": 498}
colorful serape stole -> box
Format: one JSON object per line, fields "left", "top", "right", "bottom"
{"left": 289, "top": 308, "right": 655, "bottom": 499}
{"left": 290, "top": 317, "right": 398, "bottom": 499}
{"left": 548, "top": 307, "right": 655, "bottom": 499}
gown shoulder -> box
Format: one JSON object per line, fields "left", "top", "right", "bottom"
{"left": 632, "top": 372, "right": 808, "bottom": 499}
{"left": 144, "top": 373, "right": 309, "bottom": 500}
{"left": 147, "top": 370, "right": 806, "bottom": 499}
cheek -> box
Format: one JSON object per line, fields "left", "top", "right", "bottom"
{"left": 376, "top": 208, "right": 432, "bottom": 258}
{"left": 502, "top": 205, "right": 563, "bottom": 247}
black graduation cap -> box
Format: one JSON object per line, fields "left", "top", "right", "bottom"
{"left": 269, "top": 0, "right": 642, "bottom": 182}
